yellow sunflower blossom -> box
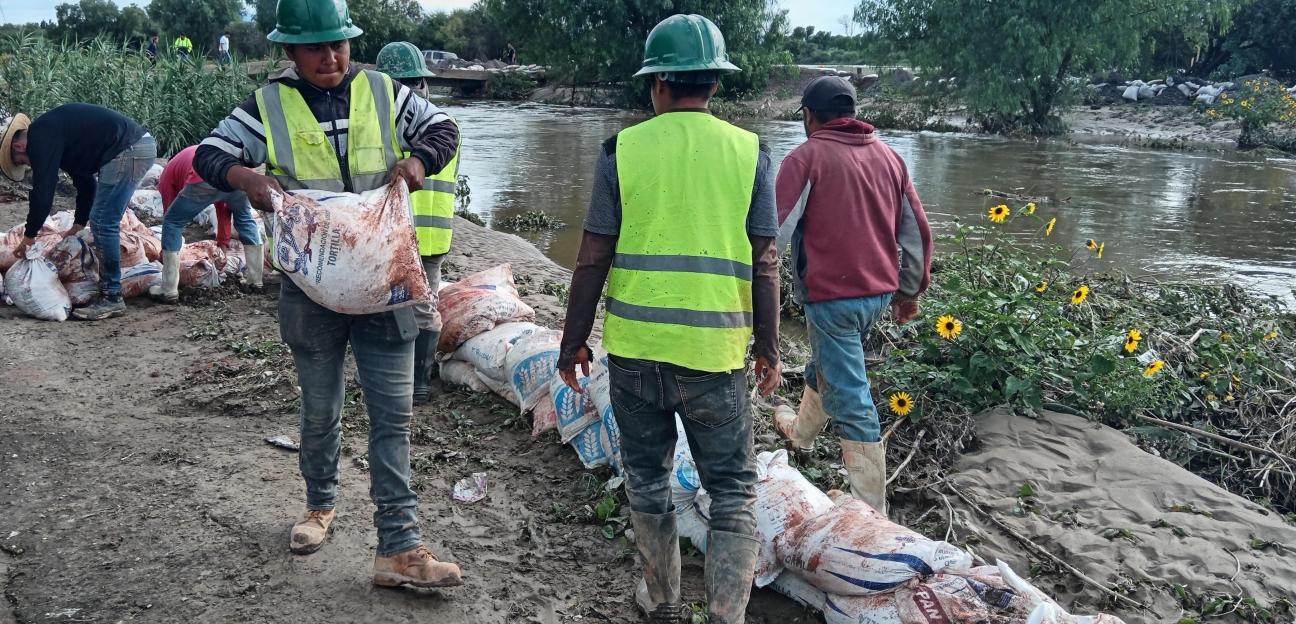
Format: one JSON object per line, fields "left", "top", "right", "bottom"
{"left": 1143, "top": 360, "right": 1165, "bottom": 378}
{"left": 1263, "top": 331, "right": 1279, "bottom": 341}
{"left": 1220, "top": 332, "right": 1231, "bottom": 342}
{"left": 1097, "top": 242, "right": 1105, "bottom": 259}
{"left": 1086, "top": 239, "right": 1098, "bottom": 251}
{"left": 1206, "top": 393, "right": 1218, "bottom": 402}
{"left": 1023, "top": 202, "right": 1037, "bottom": 216}
{"left": 936, "top": 315, "right": 963, "bottom": 340}
{"left": 1034, "top": 280, "right": 1048, "bottom": 293}
{"left": 889, "top": 392, "right": 915, "bottom": 417}
{"left": 1045, "top": 217, "right": 1057, "bottom": 236}
{"left": 1071, "top": 285, "right": 1090, "bottom": 306}
{"left": 988, "top": 204, "right": 1010, "bottom": 224}
{"left": 1123, "top": 329, "right": 1142, "bottom": 354}
{"left": 1199, "top": 371, "right": 1210, "bottom": 380}
{"left": 1225, "top": 393, "right": 1235, "bottom": 402}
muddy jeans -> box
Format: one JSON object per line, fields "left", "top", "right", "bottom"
{"left": 608, "top": 355, "right": 757, "bottom": 537}
{"left": 804, "top": 293, "right": 893, "bottom": 443}
{"left": 161, "top": 183, "right": 261, "bottom": 252}
{"left": 90, "top": 134, "right": 156, "bottom": 298}
{"left": 279, "top": 279, "right": 422, "bottom": 556}
{"left": 411, "top": 254, "right": 445, "bottom": 331}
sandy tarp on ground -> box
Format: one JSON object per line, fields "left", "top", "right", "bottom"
{"left": 950, "top": 408, "right": 1296, "bottom": 623}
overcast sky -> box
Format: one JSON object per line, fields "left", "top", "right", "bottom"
{"left": 0, "top": 0, "right": 860, "bottom": 34}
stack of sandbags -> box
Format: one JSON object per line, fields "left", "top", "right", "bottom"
{"left": 437, "top": 264, "right": 535, "bottom": 352}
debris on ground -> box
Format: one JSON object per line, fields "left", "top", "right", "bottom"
{"left": 263, "top": 435, "right": 299, "bottom": 451}
{"left": 451, "top": 472, "right": 489, "bottom": 504}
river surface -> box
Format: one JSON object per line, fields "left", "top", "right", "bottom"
{"left": 441, "top": 101, "right": 1296, "bottom": 301}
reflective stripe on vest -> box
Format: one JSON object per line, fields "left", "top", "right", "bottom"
{"left": 255, "top": 70, "right": 399, "bottom": 193}
{"left": 409, "top": 119, "right": 460, "bottom": 256}
{"left": 603, "top": 112, "right": 759, "bottom": 373}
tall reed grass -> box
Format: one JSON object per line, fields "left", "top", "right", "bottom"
{"left": 0, "top": 33, "right": 263, "bottom": 157}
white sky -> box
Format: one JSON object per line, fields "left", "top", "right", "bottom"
{"left": 1, "top": 0, "right": 860, "bottom": 33}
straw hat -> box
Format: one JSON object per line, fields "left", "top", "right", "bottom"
{"left": 1, "top": 113, "right": 32, "bottom": 182}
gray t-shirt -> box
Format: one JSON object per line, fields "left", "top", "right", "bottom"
{"left": 583, "top": 135, "right": 779, "bottom": 238}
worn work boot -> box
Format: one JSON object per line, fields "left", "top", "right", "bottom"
{"left": 631, "top": 511, "right": 688, "bottom": 622}
{"left": 373, "top": 544, "right": 463, "bottom": 588}
{"left": 773, "top": 386, "right": 830, "bottom": 451}
{"left": 72, "top": 295, "right": 126, "bottom": 321}
{"left": 840, "top": 439, "right": 888, "bottom": 514}
{"left": 149, "top": 250, "right": 180, "bottom": 303}
{"left": 243, "top": 244, "right": 264, "bottom": 291}
{"left": 289, "top": 507, "right": 336, "bottom": 555}
{"left": 413, "top": 329, "right": 439, "bottom": 404}
{"left": 705, "top": 530, "right": 761, "bottom": 624}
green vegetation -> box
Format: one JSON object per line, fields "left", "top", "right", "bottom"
{"left": 0, "top": 34, "right": 258, "bottom": 156}
{"left": 485, "top": 71, "right": 538, "bottom": 100}
{"left": 1208, "top": 78, "right": 1296, "bottom": 148}
{"left": 496, "top": 210, "right": 565, "bottom": 231}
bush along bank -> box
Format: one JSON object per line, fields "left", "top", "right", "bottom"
{"left": 780, "top": 199, "right": 1296, "bottom": 516}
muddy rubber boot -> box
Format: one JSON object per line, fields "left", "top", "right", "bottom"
{"left": 840, "top": 438, "right": 887, "bottom": 514}
{"left": 413, "top": 329, "right": 439, "bottom": 404}
{"left": 631, "top": 511, "right": 688, "bottom": 622}
{"left": 773, "top": 386, "right": 830, "bottom": 451}
{"left": 373, "top": 544, "right": 463, "bottom": 588}
{"left": 704, "top": 530, "right": 761, "bottom": 624}
{"left": 149, "top": 250, "right": 180, "bottom": 303}
{"left": 72, "top": 295, "right": 126, "bottom": 320}
{"left": 243, "top": 244, "right": 264, "bottom": 291}
{"left": 289, "top": 507, "right": 335, "bottom": 555}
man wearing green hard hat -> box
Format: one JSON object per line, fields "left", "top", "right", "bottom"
{"left": 192, "top": 0, "right": 463, "bottom": 590}
{"left": 557, "top": 13, "right": 781, "bottom": 624}
{"left": 377, "top": 40, "right": 461, "bottom": 405}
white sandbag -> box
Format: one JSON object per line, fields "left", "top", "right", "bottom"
{"left": 179, "top": 241, "right": 226, "bottom": 289}
{"left": 530, "top": 390, "right": 558, "bottom": 437}
{"left": 437, "top": 264, "right": 536, "bottom": 352}
{"left": 696, "top": 450, "right": 836, "bottom": 587}
{"left": 271, "top": 182, "right": 431, "bottom": 315}
{"left": 676, "top": 502, "right": 710, "bottom": 552}
{"left": 504, "top": 329, "right": 562, "bottom": 413}
{"left": 1177, "top": 83, "right": 1193, "bottom": 97}
{"left": 120, "top": 262, "right": 162, "bottom": 299}
{"left": 550, "top": 370, "right": 600, "bottom": 443}
{"left": 195, "top": 204, "right": 218, "bottom": 235}
{"left": 451, "top": 322, "right": 541, "bottom": 378}
{"left": 670, "top": 417, "right": 702, "bottom": 507}
{"left": 138, "top": 163, "right": 164, "bottom": 189}
{"left": 777, "top": 498, "right": 974, "bottom": 596}
{"left": 1137, "top": 85, "right": 1156, "bottom": 100}
{"left": 4, "top": 247, "right": 72, "bottom": 321}
{"left": 440, "top": 360, "right": 491, "bottom": 392}
{"left": 1121, "top": 85, "right": 1140, "bottom": 101}
{"left": 474, "top": 369, "right": 520, "bottom": 406}
{"left": 43, "top": 236, "right": 99, "bottom": 306}
{"left": 568, "top": 416, "right": 617, "bottom": 470}
{"left": 586, "top": 353, "right": 623, "bottom": 475}
{"left": 128, "top": 189, "right": 165, "bottom": 219}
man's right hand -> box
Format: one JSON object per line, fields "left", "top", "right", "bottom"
{"left": 227, "top": 166, "right": 284, "bottom": 213}
{"left": 558, "top": 345, "right": 593, "bottom": 393}
{"left": 12, "top": 236, "right": 34, "bottom": 258}
{"left": 891, "top": 296, "right": 920, "bottom": 324}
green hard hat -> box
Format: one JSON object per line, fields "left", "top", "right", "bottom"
{"left": 634, "top": 14, "right": 741, "bottom": 79}
{"left": 267, "top": 0, "right": 364, "bottom": 45}
{"left": 376, "top": 41, "right": 434, "bottom": 79}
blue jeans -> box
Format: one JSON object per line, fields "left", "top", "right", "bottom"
{"left": 162, "top": 183, "right": 261, "bottom": 252}
{"left": 804, "top": 294, "right": 893, "bottom": 443}
{"left": 90, "top": 135, "right": 156, "bottom": 298}
{"left": 279, "top": 280, "right": 423, "bottom": 556}
{"left": 608, "top": 355, "right": 757, "bottom": 537}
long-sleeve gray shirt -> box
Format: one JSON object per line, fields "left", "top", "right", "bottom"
{"left": 194, "top": 66, "right": 458, "bottom": 192}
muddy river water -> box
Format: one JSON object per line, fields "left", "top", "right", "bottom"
{"left": 441, "top": 101, "right": 1296, "bottom": 301}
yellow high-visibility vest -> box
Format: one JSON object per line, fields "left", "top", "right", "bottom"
{"left": 409, "top": 120, "right": 459, "bottom": 256}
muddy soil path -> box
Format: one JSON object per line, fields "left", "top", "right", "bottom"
{"left": 0, "top": 203, "right": 810, "bottom": 624}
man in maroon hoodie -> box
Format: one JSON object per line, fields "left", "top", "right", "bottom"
{"left": 773, "top": 77, "right": 933, "bottom": 514}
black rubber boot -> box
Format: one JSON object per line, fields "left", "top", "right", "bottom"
{"left": 413, "top": 330, "right": 438, "bottom": 404}
{"left": 631, "top": 511, "right": 689, "bottom": 623}
{"left": 705, "top": 530, "right": 760, "bottom": 624}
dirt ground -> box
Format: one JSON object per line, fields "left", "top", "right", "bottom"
{"left": 0, "top": 196, "right": 812, "bottom": 623}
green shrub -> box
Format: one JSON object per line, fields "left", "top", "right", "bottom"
{"left": 1209, "top": 78, "right": 1296, "bottom": 148}
{"left": 485, "top": 72, "right": 537, "bottom": 100}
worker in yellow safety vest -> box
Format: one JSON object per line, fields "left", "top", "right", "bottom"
{"left": 173, "top": 34, "right": 193, "bottom": 58}
{"left": 190, "top": 0, "right": 464, "bottom": 590}
{"left": 556, "top": 14, "right": 782, "bottom": 624}
{"left": 376, "top": 40, "right": 460, "bottom": 403}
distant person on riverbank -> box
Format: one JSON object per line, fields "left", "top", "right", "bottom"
{"left": 218, "top": 31, "right": 232, "bottom": 66}
{"left": 1, "top": 104, "right": 157, "bottom": 320}
{"left": 146, "top": 35, "right": 158, "bottom": 64}
{"left": 174, "top": 34, "right": 192, "bottom": 59}
{"left": 558, "top": 13, "right": 779, "bottom": 624}
{"left": 376, "top": 40, "right": 462, "bottom": 403}
{"left": 772, "top": 76, "right": 933, "bottom": 515}
{"left": 192, "top": 0, "right": 462, "bottom": 590}
{"left": 503, "top": 41, "right": 517, "bottom": 65}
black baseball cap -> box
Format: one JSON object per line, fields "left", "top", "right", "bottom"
{"left": 798, "top": 76, "right": 857, "bottom": 113}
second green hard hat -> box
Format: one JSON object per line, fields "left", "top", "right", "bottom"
{"left": 377, "top": 41, "right": 435, "bottom": 79}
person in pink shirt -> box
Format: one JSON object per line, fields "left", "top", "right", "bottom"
{"left": 150, "top": 145, "right": 264, "bottom": 302}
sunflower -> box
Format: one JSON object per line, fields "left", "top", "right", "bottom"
{"left": 1123, "top": 329, "right": 1142, "bottom": 354}
{"left": 889, "top": 392, "right": 914, "bottom": 417}
{"left": 936, "top": 315, "right": 963, "bottom": 340}
{"left": 1220, "top": 332, "right": 1231, "bottom": 342}
{"left": 1086, "top": 239, "right": 1098, "bottom": 251}
{"left": 988, "top": 204, "right": 1010, "bottom": 223}
{"left": 1206, "top": 393, "right": 1218, "bottom": 401}
{"left": 1199, "top": 371, "right": 1210, "bottom": 380}
{"left": 1097, "top": 242, "right": 1105, "bottom": 259}
{"left": 1071, "top": 285, "right": 1090, "bottom": 305}
{"left": 1263, "top": 331, "right": 1279, "bottom": 341}
{"left": 1034, "top": 280, "right": 1048, "bottom": 293}
{"left": 1024, "top": 202, "right": 1037, "bottom": 215}
{"left": 1045, "top": 217, "right": 1057, "bottom": 236}
{"left": 1143, "top": 360, "right": 1165, "bottom": 378}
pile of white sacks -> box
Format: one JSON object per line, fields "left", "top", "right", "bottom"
{"left": 437, "top": 265, "right": 1126, "bottom": 624}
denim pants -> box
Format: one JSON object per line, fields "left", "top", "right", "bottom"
{"left": 279, "top": 279, "right": 423, "bottom": 556}
{"left": 804, "top": 294, "right": 893, "bottom": 443}
{"left": 161, "top": 183, "right": 262, "bottom": 252}
{"left": 90, "top": 135, "right": 156, "bottom": 297}
{"left": 411, "top": 254, "right": 445, "bottom": 331}
{"left": 608, "top": 355, "right": 757, "bottom": 537}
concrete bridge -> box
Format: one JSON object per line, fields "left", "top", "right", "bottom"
{"left": 242, "top": 60, "right": 537, "bottom": 96}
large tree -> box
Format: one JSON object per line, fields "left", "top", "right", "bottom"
{"left": 345, "top": 0, "right": 424, "bottom": 62}
{"left": 147, "top": 0, "right": 242, "bottom": 56}
{"left": 48, "top": 0, "right": 150, "bottom": 44}
{"left": 483, "top": 0, "right": 791, "bottom": 98}
{"left": 858, "top": 0, "right": 1248, "bottom": 133}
